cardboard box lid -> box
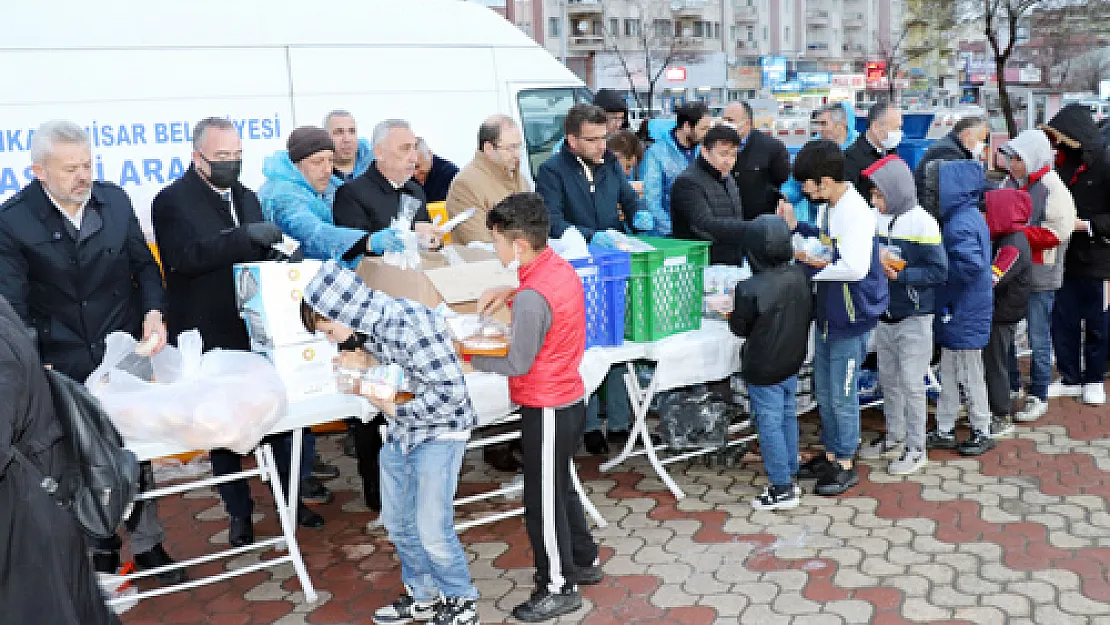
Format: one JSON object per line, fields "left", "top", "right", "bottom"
{"left": 425, "top": 259, "right": 517, "bottom": 304}
{"left": 355, "top": 245, "right": 517, "bottom": 306}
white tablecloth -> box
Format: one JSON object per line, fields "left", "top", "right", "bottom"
{"left": 643, "top": 319, "right": 742, "bottom": 391}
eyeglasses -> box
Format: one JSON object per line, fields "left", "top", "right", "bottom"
{"left": 494, "top": 142, "right": 522, "bottom": 152}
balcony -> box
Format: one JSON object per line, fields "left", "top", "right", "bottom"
{"left": 806, "top": 42, "right": 830, "bottom": 56}
{"left": 735, "top": 39, "right": 762, "bottom": 53}
{"left": 904, "top": 39, "right": 934, "bottom": 53}
{"left": 807, "top": 10, "right": 829, "bottom": 26}
{"left": 569, "top": 35, "right": 606, "bottom": 50}
{"left": 844, "top": 13, "right": 865, "bottom": 28}
{"left": 567, "top": 0, "right": 603, "bottom": 16}
{"left": 671, "top": 0, "right": 707, "bottom": 17}
{"left": 842, "top": 42, "right": 866, "bottom": 55}
{"left": 905, "top": 15, "right": 928, "bottom": 26}
{"left": 733, "top": 5, "right": 758, "bottom": 22}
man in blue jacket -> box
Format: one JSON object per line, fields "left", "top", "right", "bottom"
{"left": 780, "top": 140, "right": 889, "bottom": 496}
{"left": 536, "top": 103, "right": 653, "bottom": 454}
{"left": 325, "top": 110, "right": 375, "bottom": 184}
{"left": 925, "top": 160, "right": 997, "bottom": 455}
{"left": 642, "top": 102, "right": 712, "bottom": 236}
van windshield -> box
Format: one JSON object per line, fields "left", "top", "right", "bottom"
{"left": 517, "top": 87, "right": 594, "bottom": 177}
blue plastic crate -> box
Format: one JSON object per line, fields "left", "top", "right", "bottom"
{"left": 569, "top": 245, "right": 631, "bottom": 349}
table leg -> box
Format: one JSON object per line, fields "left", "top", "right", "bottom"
{"left": 599, "top": 362, "right": 687, "bottom": 500}
{"left": 259, "top": 443, "right": 318, "bottom": 603}
{"left": 570, "top": 461, "right": 607, "bottom": 528}
{"left": 288, "top": 427, "right": 303, "bottom": 515}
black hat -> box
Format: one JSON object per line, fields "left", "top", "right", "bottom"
{"left": 593, "top": 89, "right": 628, "bottom": 113}
{"left": 287, "top": 126, "right": 335, "bottom": 163}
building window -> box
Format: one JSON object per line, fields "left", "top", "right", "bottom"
{"left": 747, "top": 27, "right": 754, "bottom": 41}
{"left": 625, "top": 18, "right": 641, "bottom": 38}
{"left": 655, "top": 19, "right": 671, "bottom": 38}
{"left": 784, "top": 26, "right": 790, "bottom": 42}
{"left": 714, "top": 22, "right": 721, "bottom": 39}
{"left": 610, "top": 18, "right": 619, "bottom": 36}
{"left": 549, "top": 17, "right": 560, "bottom": 38}
{"left": 675, "top": 21, "right": 683, "bottom": 37}
{"left": 763, "top": 25, "right": 768, "bottom": 40}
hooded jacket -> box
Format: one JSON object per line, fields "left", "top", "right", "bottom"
{"left": 932, "top": 161, "right": 993, "bottom": 350}
{"left": 1000, "top": 129, "right": 1077, "bottom": 291}
{"left": 642, "top": 127, "right": 698, "bottom": 236}
{"left": 729, "top": 215, "right": 813, "bottom": 386}
{"left": 985, "top": 189, "right": 1033, "bottom": 324}
{"left": 258, "top": 151, "right": 366, "bottom": 264}
{"left": 333, "top": 138, "right": 375, "bottom": 185}
{"left": 864, "top": 156, "right": 948, "bottom": 320}
{"left": 1042, "top": 104, "right": 1110, "bottom": 279}
{"left": 302, "top": 261, "right": 477, "bottom": 452}
{"left": 914, "top": 130, "right": 974, "bottom": 213}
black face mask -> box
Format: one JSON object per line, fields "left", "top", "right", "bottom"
{"left": 201, "top": 155, "right": 242, "bottom": 189}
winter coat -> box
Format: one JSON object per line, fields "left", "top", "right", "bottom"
{"left": 729, "top": 215, "right": 813, "bottom": 386}
{"left": 152, "top": 166, "right": 277, "bottom": 351}
{"left": 985, "top": 189, "right": 1033, "bottom": 325}
{"left": 537, "top": 147, "right": 642, "bottom": 240}
{"left": 333, "top": 162, "right": 431, "bottom": 235}
{"left": 865, "top": 155, "right": 948, "bottom": 319}
{"left": 845, "top": 133, "right": 896, "bottom": 204}
{"left": 999, "top": 129, "right": 1076, "bottom": 292}
{"left": 914, "top": 131, "right": 973, "bottom": 212}
{"left": 417, "top": 155, "right": 460, "bottom": 203}
{"left": 0, "top": 180, "right": 165, "bottom": 381}
{"left": 642, "top": 128, "right": 697, "bottom": 236}
{"left": 670, "top": 155, "right": 747, "bottom": 266}
{"left": 730, "top": 128, "right": 791, "bottom": 220}
{"left": 333, "top": 137, "right": 375, "bottom": 185}
{"left": 1042, "top": 103, "right": 1110, "bottom": 279}
{"left": 259, "top": 151, "right": 366, "bottom": 264}
{"left": 931, "top": 160, "right": 993, "bottom": 350}
{"left": 444, "top": 150, "right": 531, "bottom": 244}
{"left": 0, "top": 296, "right": 119, "bottom": 625}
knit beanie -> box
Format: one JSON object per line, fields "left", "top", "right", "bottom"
{"left": 287, "top": 126, "right": 335, "bottom": 163}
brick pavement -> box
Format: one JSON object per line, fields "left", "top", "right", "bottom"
{"left": 119, "top": 387, "right": 1110, "bottom": 625}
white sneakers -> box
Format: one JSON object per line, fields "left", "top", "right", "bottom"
{"left": 1083, "top": 383, "right": 1107, "bottom": 406}
{"left": 888, "top": 448, "right": 927, "bottom": 475}
{"left": 1047, "top": 380, "right": 1083, "bottom": 398}
{"left": 1014, "top": 396, "right": 1048, "bottom": 422}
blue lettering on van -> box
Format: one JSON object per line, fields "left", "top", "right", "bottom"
{"left": 142, "top": 159, "right": 164, "bottom": 184}
{"left": 1, "top": 168, "right": 20, "bottom": 194}
{"left": 119, "top": 160, "right": 141, "bottom": 186}
{"left": 1, "top": 130, "right": 28, "bottom": 153}
{"left": 167, "top": 157, "right": 186, "bottom": 181}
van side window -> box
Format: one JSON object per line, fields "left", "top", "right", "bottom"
{"left": 517, "top": 87, "right": 593, "bottom": 177}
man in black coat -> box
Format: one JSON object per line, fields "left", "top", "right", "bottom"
{"left": 723, "top": 101, "right": 791, "bottom": 220}
{"left": 413, "top": 136, "right": 460, "bottom": 203}
{"left": 913, "top": 115, "right": 988, "bottom": 210}
{"left": 0, "top": 295, "right": 120, "bottom": 625}
{"left": 671, "top": 124, "right": 749, "bottom": 265}
{"left": 152, "top": 117, "right": 325, "bottom": 546}
{"left": 0, "top": 120, "right": 180, "bottom": 584}
{"left": 845, "top": 101, "right": 902, "bottom": 202}
{"left": 333, "top": 118, "right": 440, "bottom": 244}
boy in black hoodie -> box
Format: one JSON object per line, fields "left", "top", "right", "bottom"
{"left": 982, "top": 188, "right": 1033, "bottom": 438}
{"left": 725, "top": 214, "right": 814, "bottom": 509}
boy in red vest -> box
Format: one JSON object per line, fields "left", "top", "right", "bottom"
{"left": 471, "top": 192, "right": 602, "bottom": 622}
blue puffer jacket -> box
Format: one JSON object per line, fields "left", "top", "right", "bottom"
{"left": 642, "top": 128, "right": 697, "bottom": 236}
{"left": 933, "top": 160, "right": 993, "bottom": 350}
{"left": 258, "top": 151, "right": 366, "bottom": 266}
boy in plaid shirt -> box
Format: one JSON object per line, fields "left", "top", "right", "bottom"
{"left": 302, "top": 261, "right": 480, "bottom": 625}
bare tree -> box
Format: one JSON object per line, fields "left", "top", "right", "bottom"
{"left": 600, "top": 0, "right": 702, "bottom": 119}
{"left": 980, "top": 0, "right": 1041, "bottom": 137}
{"left": 876, "top": 26, "right": 912, "bottom": 102}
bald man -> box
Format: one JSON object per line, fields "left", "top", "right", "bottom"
{"left": 445, "top": 115, "right": 531, "bottom": 245}
{"left": 722, "top": 101, "right": 791, "bottom": 219}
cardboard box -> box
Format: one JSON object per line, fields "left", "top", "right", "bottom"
{"left": 232, "top": 260, "right": 322, "bottom": 350}
{"left": 355, "top": 245, "right": 517, "bottom": 321}
{"left": 263, "top": 339, "right": 338, "bottom": 403}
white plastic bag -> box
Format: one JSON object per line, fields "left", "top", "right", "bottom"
{"left": 87, "top": 330, "right": 288, "bottom": 454}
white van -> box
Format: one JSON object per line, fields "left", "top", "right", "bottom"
{"left": 0, "top": 0, "right": 586, "bottom": 233}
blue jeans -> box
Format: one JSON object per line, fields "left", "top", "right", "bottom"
{"left": 585, "top": 366, "right": 632, "bottom": 433}
{"left": 380, "top": 439, "right": 478, "bottom": 601}
{"left": 814, "top": 332, "right": 867, "bottom": 460}
{"left": 1008, "top": 290, "right": 1055, "bottom": 401}
{"left": 748, "top": 376, "right": 799, "bottom": 487}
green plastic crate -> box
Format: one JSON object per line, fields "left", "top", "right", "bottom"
{"left": 624, "top": 237, "right": 711, "bottom": 342}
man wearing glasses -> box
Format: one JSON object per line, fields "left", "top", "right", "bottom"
{"left": 444, "top": 115, "right": 530, "bottom": 245}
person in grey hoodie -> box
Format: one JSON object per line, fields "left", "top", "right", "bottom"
{"left": 998, "top": 130, "right": 1077, "bottom": 421}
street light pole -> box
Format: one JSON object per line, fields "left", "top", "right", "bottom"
{"left": 560, "top": 0, "right": 568, "bottom": 65}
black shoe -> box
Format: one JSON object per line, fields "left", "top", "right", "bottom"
{"left": 958, "top": 429, "right": 997, "bottom": 456}
{"left": 576, "top": 564, "right": 604, "bottom": 586}
{"left": 92, "top": 549, "right": 121, "bottom": 574}
{"left": 311, "top": 460, "right": 340, "bottom": 480}
{"left": 297, "top": 503, "right": 325, "bottom": 529}
{"left": 583, "top": 430, "right": 609, "bottom": 455}
{"left": 607, "top": 429, "right": 631, "bottom": 451}
{"left": 134, "top": 543, "right": 188, "bottom": 585}
{"left": 483, "top": 445, "right": 523, "bottom": 473}
{"left": 228, "top": 515, "right": 254, "bottom": 548}
{"left": 512, "top": 588, "right": 583, "bottom": 622}
{"left": 300, "top": 476, "right": 334, "bottom": 504}
{"left": 796, "top": 455, "right": 835, "bottom": 480}
{"left": 926, "top": 428, "right": 958, "bottom": 450}
{"left": 814, "top": 464, "right": 859, "bottom": 496}
{"left": 343, "top": 431, "right": 357, "bottom": 458}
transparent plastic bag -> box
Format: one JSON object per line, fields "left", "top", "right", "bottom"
{"left": 443, "top": 312, "right": 512, "bottom": 357}
{"left": 654, "top": 386, "right": 738, "bottom": 451}
{"left": 86, "top": 330, "right": 288, "bottom": 454}
{"left": 383, "top": 217, "right": 422, "bottom": 270}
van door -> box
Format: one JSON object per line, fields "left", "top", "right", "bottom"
{"left": 508, "top": 83, "right": 592, "bottom": 182}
